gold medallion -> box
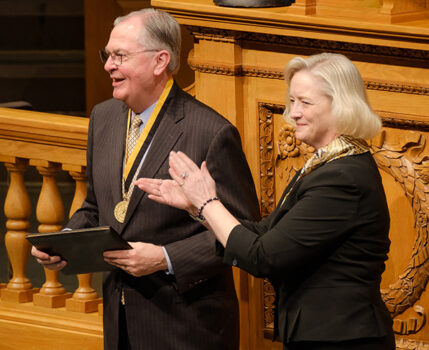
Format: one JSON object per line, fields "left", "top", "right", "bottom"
{"left": 114, "top": 200, "right": 128, "bottom": 223}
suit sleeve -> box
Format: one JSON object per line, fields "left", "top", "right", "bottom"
{"left": 164, "top": 124, "right": 260, "bottom": 294}
{"left": 223, "top": 167, "right": 360, "bottom": 278}
{"left": 66, "top": 108, "right": 100, "bottom": 228}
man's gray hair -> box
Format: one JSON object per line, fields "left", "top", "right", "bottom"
{"left": 114, "top": 8, "right": 181, "bottom": 74}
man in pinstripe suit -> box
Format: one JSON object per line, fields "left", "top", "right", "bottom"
{"left": 32, "top": 8, "right": 259, "bottom": 350}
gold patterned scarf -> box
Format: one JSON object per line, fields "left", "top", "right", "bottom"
{"left": 280, "top": 135, "right": 369, "bottom": 206}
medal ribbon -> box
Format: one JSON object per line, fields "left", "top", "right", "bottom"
{"left": 123, "top": 77, "right": 173, "bottom": 189}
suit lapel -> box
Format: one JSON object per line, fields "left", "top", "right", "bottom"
{"left": 121, "top": 85, "right": 184, "bottom": 228}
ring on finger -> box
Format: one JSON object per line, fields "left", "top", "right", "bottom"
{"left": 179, "top": 182, "right": 184, "bottom": 187}
{"left": 181, "top": 172, "right": 188, "bottom": 179}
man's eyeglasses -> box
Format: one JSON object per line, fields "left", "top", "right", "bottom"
{"left": 99, "top": 49, "right": 160, "bottom": 66}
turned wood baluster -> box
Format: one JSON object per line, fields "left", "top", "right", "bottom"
{"left": 32, "top": 161, "right": 72, "bottom": 307}
{"left": 65, "top": 168, "right": 102, "bottom": 313}
{"left": 1, "top": 158, "right": 38, "bottom": 302}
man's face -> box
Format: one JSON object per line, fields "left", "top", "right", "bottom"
{"left": 104, "top": 17, "right": 157, "bottom": 110}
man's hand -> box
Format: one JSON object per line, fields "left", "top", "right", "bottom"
{"left": 103, "top": 242, "right": 168, "bottom": 277}
{"left": 31, "top": 246, "right": 67, "bottom": 271}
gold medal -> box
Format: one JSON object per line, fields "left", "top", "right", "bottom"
{"left": 114, "top": 200, "right": 128, "bottom": 223}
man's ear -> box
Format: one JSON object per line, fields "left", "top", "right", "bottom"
{"left": 153, "top": 50, "right": 171, "bottom": 76}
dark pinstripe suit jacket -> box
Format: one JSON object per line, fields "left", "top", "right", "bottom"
{"left": 67, "top": 83, "right": 260, "bottom": 350}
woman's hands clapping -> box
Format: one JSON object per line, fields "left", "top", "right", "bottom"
{"left": 136, "top": 151, "right": 238, "bottom": 247}
{"left": 135, "top": 151, "right": 217, "bottom": 215}
{"left": 168, "top": 151, "right": 217, "bottom": 210}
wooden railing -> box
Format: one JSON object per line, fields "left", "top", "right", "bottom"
{"left": 0, "top": 108, "right": 103, "bottom": 350}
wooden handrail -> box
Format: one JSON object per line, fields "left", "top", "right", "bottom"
{"left": 0, "top": 108, "right": 88, "bottom": 166}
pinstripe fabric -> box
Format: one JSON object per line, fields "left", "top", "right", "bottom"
{"left": 67, "top": 83, "right": 260, "bottom": 350}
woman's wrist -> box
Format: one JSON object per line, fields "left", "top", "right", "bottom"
{"left": 187, "top": 196, "right": 220, "bottom": 223}
{"left": 198, "top": 197, "right": 220, "bottom": 219}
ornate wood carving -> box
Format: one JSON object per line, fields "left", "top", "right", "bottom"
{"left": 366, "top": 81, "right": 429, "bottom": 96}
{"left": 259, "top": 103, "right": 277, "bottom": 218}
{"left": 186, "top": 26, "right": 429, "bottom": 64}
{"left": 371, "top": 129, "right": 429, "bottom": 334}
{"left": 396, "top": 337, "right": 429, "bottom": 349}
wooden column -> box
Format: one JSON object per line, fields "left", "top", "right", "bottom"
{"left": 1, "top": 158, "right": 39, "bottom": 302}
{"left": 32, "top": 161, "right": 72, "bottom": 308}
{"left": 288, "top": 0, "right": 316, "bottom": 15}
{"left": 65, "top": 167, "right": 102, "bottom": 313}
{"left": 188, "top": 30, "right": 245, "bottom": 137}
{"left": 84, "top": 0, "right": 122, "bottom": 114}
{"left": 379, "top": 0, "right": 429, "bottom": 22}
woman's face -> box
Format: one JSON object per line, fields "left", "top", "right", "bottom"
{"left": 288, "top": 70, "right": 338, "bottom": 149}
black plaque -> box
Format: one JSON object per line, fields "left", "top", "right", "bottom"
{"left": 26, "top": 226, "right": 131, "bottom": 275}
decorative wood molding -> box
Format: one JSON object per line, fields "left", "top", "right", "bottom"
{"left": 243, "top": 66, "right": 284, "bottom": 80}
{"left": 259, "top": 102, "right": 429, "bottom": 336}
{"left": 187, "top": 56, "right": 238, "bottom": 76}
{"left": 189, "top": 57, "right": 429, "bottom": 97}
{"left": 366, "top": 81, "right": 429, "bottom": 96}
{"left": 186, "top": 26, "right": 429, "bottom": 64}
{"left": 263, "top": 278, "right": 275, "bottom": 330}
{"left": 258, "top": 103, "right": 279, "bottom": 218}
{"left": 379, "top": 111, "right": 429, "bottom": 130}
{"left": 396, "top": 337, "right": 429, "bottom": 349}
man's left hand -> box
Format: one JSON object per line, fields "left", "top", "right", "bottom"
{"left": 103, "top": 242, "right": 168, "bottom": 277}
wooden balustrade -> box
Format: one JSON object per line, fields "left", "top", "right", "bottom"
{"left": 66, "top": 168, "right": 103, "bottom": 313}
{"left": 0, "top": 107, "right": 103, "bottom": 349}
{"left": 33, "top": 161, "right": 72, "bottom": 308}
{"left": 2, "top": 158, "right": 38, "bottom": 303}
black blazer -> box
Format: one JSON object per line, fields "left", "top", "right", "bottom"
{"left": 224, "top": 152, "right": 393, "bottom": 345}
{"left": 67, "top": 84, "right": 260, "bottom": 350}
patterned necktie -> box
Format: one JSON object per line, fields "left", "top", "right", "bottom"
{"left": 127, "top": 114, "right": 143, "bottom": 161}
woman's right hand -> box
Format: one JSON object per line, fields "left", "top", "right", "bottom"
{"left": 134, "top": 177, "right": 196, "bottom": 213}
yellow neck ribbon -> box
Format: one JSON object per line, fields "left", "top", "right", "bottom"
{"left": 123, "top": 77, "right": 174, "bottom": 181}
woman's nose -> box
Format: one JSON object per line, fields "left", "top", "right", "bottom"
{"left": 289, "top": 104, "right": 302, "bottom": 119}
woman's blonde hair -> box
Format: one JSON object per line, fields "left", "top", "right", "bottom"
{"left": 283, "top": 53, "right": 381, "bottom": 139}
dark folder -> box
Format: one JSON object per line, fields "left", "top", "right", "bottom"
{"left": 26, "top": 226, "right": 131, "bottom": 275}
